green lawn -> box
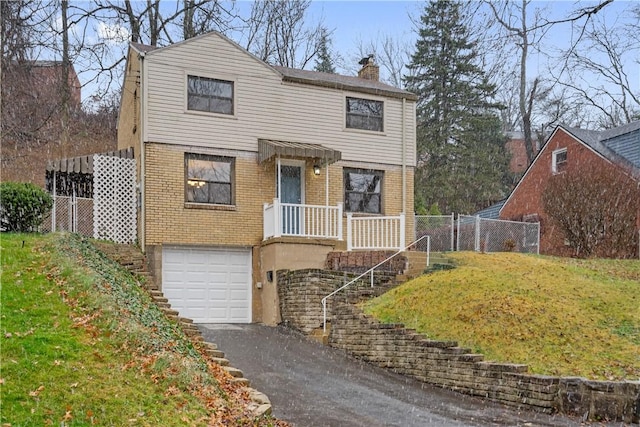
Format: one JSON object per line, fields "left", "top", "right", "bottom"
{"left": 1, "top": 233, "right": 282, "bottom": 426}
{"left": 364, "top": 251, "right": 640, "bottom": 380}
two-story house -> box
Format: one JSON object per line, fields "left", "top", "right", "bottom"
{"left": 117, "top": 32, "right": 417, "bottom": 325}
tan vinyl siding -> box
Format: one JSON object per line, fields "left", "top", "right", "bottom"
{"left": 117, "top": 48, "right": 141, "bottom": 151}
{"left": 143, "top": 33, "right": 416, "bottom": 167}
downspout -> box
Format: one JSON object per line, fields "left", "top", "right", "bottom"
{"left": 402, "top": 98, "right": 406, "bottom": 216}
{"left": 139, "top": 51, "right": 147, "bottom": 252}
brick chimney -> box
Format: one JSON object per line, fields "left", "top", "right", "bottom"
{"left": 357, "top": 55, "right": 379, "bottom": 81}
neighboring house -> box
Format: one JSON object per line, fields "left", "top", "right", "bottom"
{"left": 117, "top": 32, "right": 417, "bottom": 325}
{"left": 499, "top": 121, "right": 640, "bottom": 257}
{"left": 474, "top": 199, "right": 506, "bottom": 219}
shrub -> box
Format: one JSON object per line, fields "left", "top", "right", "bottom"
{"left": 542, "top": 165, "right": 640, "bottom": 259}
{"left": 0, "top": 182, "right": 53, "bottom": 232}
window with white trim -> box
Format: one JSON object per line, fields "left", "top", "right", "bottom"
{"left": 344, "top": 168, "right": 383, "bottom": 213}
{"left": 185, "top": 153, "right": 234, "bottom": 205}
{"left": 552, "top": 148, "right": 567, "bottom": 173}
{"left": 187, "top": 75, "right": 234, "bottom": 115}
{"left": 346, "top": 97, "right": 383, "bottom": 132}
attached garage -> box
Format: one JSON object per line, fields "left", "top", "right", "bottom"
{"left": 162, "top": 246, "right": 252, "bottom": 323}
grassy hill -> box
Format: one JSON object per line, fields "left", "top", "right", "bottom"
{"left": 364, "top": 252, "right": 640, "bottom": 381}
{"left": 1, "top": 233, "right": 286, "bottom": 426}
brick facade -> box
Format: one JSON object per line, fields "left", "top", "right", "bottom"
{"left": 500, "top": 127, "right": 638, "bottom": 256}
{"left": 143, "top": 142, "right": 414, "bottom": 248}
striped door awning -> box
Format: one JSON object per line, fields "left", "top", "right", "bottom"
{"left": 258, "top": 139, "right": 341, "bottom": 164}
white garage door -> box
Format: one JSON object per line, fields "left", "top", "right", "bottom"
{"left": 162, "top": 247, "right": 252, "bottom": 323}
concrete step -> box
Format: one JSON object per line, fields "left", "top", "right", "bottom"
{"left": 230, "top": 377, "right": 250, "bottom": 387}
{"left": 210, "top": 357, "right": 230, "bottom": 366}
{"left": 224, "top": 366, "right": 244, "bottom": 378}
{"left": 161, "top": 308, "right": 179, "bottom": 316}
{"left": 205, "top": 349, "right": 225, "bottom": 358}
{"left": 203, "top": 342, "right": 218, "bottom": 350}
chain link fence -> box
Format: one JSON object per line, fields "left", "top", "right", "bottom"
{"left": 414, "top": 214, "right": 539, "bottom": 254}
{"left": 414, "top": 215, "right": 455, "bottom": 252}
{"left": 456, "top": 215, "right": 540, "bottom": 254}
{"left": 41, "top": 195, "right": 94, "bottom": 237}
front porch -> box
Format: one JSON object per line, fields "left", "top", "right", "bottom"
{"left": 262, "top": 198, "right": 407, "bottom": 251}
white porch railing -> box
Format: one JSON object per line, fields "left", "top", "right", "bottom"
{"left": 346, "top": 213, "right": 406, "bottom": 251}
{"left": 263, "top": 198, "right": 343, "bottom": 240}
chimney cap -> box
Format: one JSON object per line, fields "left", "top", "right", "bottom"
{"left": 358, "top": 54, "right": 374, "bottom": 66}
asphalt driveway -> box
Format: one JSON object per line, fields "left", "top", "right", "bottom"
{"left": 196, "top": 324, "right": 604, "bottom": 427}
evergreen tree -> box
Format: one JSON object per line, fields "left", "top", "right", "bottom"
{"left": 314, "top": 27, "right": 336, "bottom": 73}
{"left": 405, "top": 0, "right": 511, "bottom": 214}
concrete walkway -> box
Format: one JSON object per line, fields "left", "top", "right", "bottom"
{"left": 197, "top": 324, "right": 599, "bottom": 427}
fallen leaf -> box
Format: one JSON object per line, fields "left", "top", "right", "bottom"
{"left": 70, "top": 382, "right": 79, "bottom": 388}
{"left": 54, "top": 360, "right": 61, "bottom": 366}
{"left": 4, "top": 333, "right": 12, "bottom": 338}
{"left": 29, "top": 385, "right": 45, "bottom": 397}
{"left": 62, "top": 410, "right": 72, "bottom": 421}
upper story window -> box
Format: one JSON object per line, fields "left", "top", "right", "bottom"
{"left": 552, "top": 148, "right": 567, "bottom": 174}
{"left": 344, "top": 168, "right": 383, "bottom": 214}
{"left": 187, "top": 75, "right": 233, "bottom": 115}
{"left": 185, "top": 153, "right": 234, "bottom": 205}
{"left": 346, "top": 97, "right": 383, "bottom": 132}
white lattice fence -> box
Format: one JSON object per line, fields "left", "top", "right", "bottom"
{"left": 93, "top": 154, "right": 136, "bottom": 244}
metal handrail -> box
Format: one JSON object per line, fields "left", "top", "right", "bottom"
{"left": 321, "top": 235, "right": 430, "bottom": 333}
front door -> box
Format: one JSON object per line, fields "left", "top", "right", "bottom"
{"left": 279, "top": 161, "right": 304, "bottom": 235}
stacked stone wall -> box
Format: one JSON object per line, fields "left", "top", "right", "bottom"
{"left": 277, "top": 269, "right": 397, "bottom": 334}
{"left": 329, "top": 303, "right": 640, "bottom": 423}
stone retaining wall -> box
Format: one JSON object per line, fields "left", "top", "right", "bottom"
{"left": 329, "top": 303, "right": 640, "bottom": 423}
{"left": 277, "top": 269, "right": 397, "bottom": 334}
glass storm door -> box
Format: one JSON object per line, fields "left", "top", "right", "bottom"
{"left": 279, "top": 163, "right": 303, "bottom": 235}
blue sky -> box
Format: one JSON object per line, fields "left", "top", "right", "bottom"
{"left": 66, "top": 0, "right": 637, "bottom": 112}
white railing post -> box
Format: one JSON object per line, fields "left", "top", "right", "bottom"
{"left": 399, "top": 213, "right": 406, "bottom": 250}
{"left": 450, "top": 213, "right": 455, "bottom": 251}
{"left": 51, "top": 172, "right": 57, "bottom": 232}
{"left": 346, "top": 212, "right": 353, "bottom": 251}
{"left": 537, "top": 222, "right": 541, "bottom": 255}
{"left": 322, "top": 299, "right": 327, "bottom": 334}
{"left": 337, "top": 202, "right": 343, "bottom": 240}
{"left": 474, "top": 215, "right": 481, "bottom": 252}
{"left": 273, "top": 198, "right": 281, "bottom": 238}
{"left": 456, "top": 216, "right": 461, "bottom": 251}
{"left": 263, "top": 202, "right": 269, "bottom": 239}
{"left": 68, "top": 196, "right": 72, "bottom": 232}
{"left": 427, "top": 236, "right": 431, "bottom": 267}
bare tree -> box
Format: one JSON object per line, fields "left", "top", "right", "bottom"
{"left": 243, "top": 0, "right": 323, "bottom": 68}
{"left": 485, "top": 0, "right": 614, "bottom": 165}
{"left": 553, "top": 9, "right": 640, "bottom": 128}
{"left": 351, "top": 34, "right": 411, "bottom": 88}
